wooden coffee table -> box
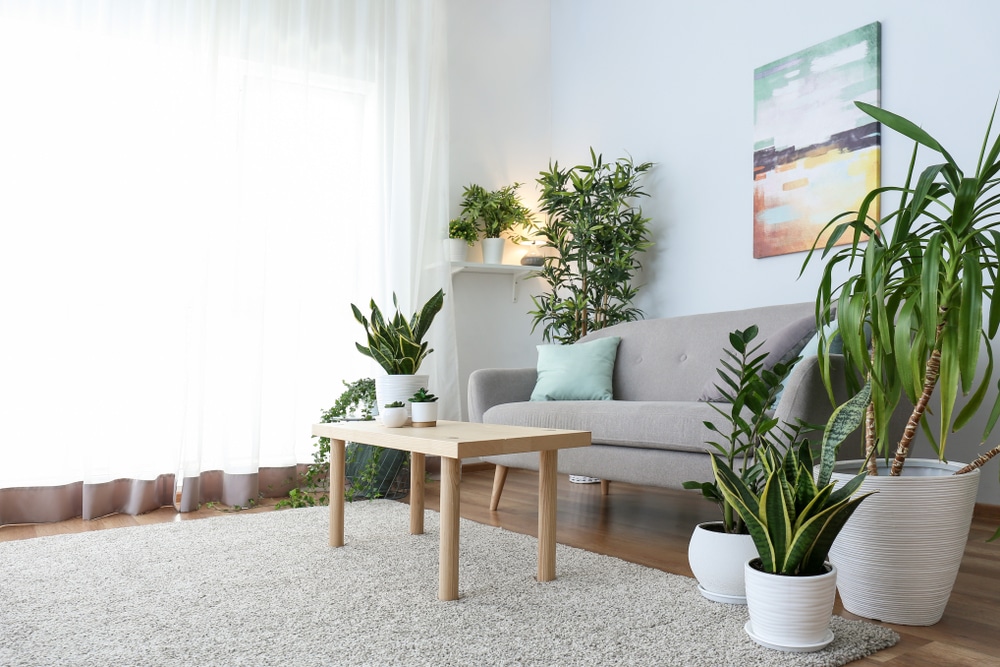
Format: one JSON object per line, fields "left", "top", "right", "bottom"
{"left": 310, "top": 420, "right": 590, "bottom": 601}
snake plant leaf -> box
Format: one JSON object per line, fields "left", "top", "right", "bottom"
{"left": 760, "top": 471, "right": 792, "bottom": 569}
{"left": 817, "top": 382, "right": 870, "bottom": 487}
{"left": 791, "top": 491, "right": 874, "bottom": 575}
{"left": 351, "top": 291, "right": 446, "bottom": 375}
{"left": 711, "top": 455, "right": 774, "bottom": 570}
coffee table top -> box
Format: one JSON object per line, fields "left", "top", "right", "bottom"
{"left": 311, "top": 420, "right": 590, "bottom": 459}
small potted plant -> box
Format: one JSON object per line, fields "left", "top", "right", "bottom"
{"left": 381, "top": 400, "right": 408, "bottom": 428}
{"left": 711, "top": 387, "right": 875, "bottom": 652}
{"left": 683, "top": 326, "right": 800, "bottom": 604}
{"left": 408, "top": 387, "right": 439, "bottom": 427}
{"left": 448, "top": 217, "right": 479, "bottom": 263}
{"left": 352, "top": 289, "right": 445, "bottom": 412}
{"left": 459, "top": 182, "right": 533, "bottom": 264}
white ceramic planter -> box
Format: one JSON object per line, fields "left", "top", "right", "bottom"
{"left": 828, "top": 458, "right": 980, "bottom": 625}
{"left": 744, "top": 560, "right": 837, "bottom": 652}
{"left": 447, "top": 238, "right": 470, "bottom": 263}
{"left": 381, "top": 406, "right": 408, "bottom": 428}
{"left": 375, "top": 375, "right": 427, "bottom": 422}
{"left": 410, "top": 401, "right": 438, "bottom": 427}
{"left": 481, "top": 237, "right": 506, "bottom": 264}
{"left": 687, "top": 522, "right": 758, "bottom": 604}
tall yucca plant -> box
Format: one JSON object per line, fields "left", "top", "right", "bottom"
{"left": 351, "top": 290, "right": 445, "bottom": 375}
{"left": 712, "top": 387, "right": 874, "bottom": 576}
{"left": 802, "top": 100, "right": 1000, "bottom": 478}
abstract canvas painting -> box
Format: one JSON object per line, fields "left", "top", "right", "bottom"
{"left": 753, "top": 22, "right": 881, "bottom": 259}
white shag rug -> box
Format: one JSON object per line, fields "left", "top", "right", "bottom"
{"left": 0, "top": 502, "right": 897, "bottom": 666}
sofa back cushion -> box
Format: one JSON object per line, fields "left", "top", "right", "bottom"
{"left": 578, "top": 302, "right": 816, "bottom": 402}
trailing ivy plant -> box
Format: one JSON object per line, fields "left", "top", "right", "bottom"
{"left": 529, "top": 149, "right": 654, "bottom": 343}
{"left": 278, "top": 378, "right": 409, "bottom": 509}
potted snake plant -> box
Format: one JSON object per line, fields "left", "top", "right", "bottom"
{"left": 712, "top": 387, "right": 874, "bottom": 651}
{"left": 802, "top": 99, "right": 1000, "bottom": 625}
{"left": 352, "top": 289, "right": 445, "bottom": 419}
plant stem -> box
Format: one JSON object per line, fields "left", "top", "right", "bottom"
{"left": 865, "top": 399, "right": 879, "bottom": 476}
{"left": 891, "top": 322, "right": 944, "bottom": 476}
{"left": 954, "top": 444, "right": 1000, "bottom": 475}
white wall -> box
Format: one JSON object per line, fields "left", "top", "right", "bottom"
{"left": 446, "top": 0, "right": 552, "bottom": 418}
{"left": 448, "top": 0, "right": 1000, "bottom": 503}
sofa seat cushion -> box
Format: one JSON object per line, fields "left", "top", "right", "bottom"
{"left": 482, "top": 400, "right": 742, "bottom": 455}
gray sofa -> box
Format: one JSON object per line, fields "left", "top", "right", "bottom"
{"left": 468, "top": 302, "right": 855, "bottom": 508}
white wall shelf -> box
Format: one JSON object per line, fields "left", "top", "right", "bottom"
{"left": 450, "top": 262, "right": 538, "bottom": 302}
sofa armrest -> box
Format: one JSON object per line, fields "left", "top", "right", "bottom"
{"left": 774, "top": 354, "right": 850, "bottom": 431}
{"left": 467, "top": 368, "right": 536, "bottom": 423}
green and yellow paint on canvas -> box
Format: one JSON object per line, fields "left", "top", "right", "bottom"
{"left": 753, "top": 22, "right": 880, "bottom": 259}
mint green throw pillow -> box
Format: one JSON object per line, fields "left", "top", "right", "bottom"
{"left": 530, "top": 336, "right": 622, "bottom": 401}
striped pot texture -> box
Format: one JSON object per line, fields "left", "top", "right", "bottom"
{"left": 375, "top": 375, "right": 428, "bottom": 422}
{"left": 828, "top": 459, "right": 980, "bottom": 626}
{"left": 744, "top": 560, "right": 837, "bottom": 650}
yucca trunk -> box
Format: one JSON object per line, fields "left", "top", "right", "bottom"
{"left": 891, "top": 345, "right": 942, "bottom": 476}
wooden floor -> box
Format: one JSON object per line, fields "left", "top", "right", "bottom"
{"left": 3, "top": 465, "right": 999, "bottom": 666}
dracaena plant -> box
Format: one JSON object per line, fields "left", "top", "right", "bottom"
{"left": 351, "top": 289, "right": 445, "bottom": 375}
{"left": 802, "top": 100, "right": 1000, "bottom": 482}
{"left": 712, "top": 386, "right": 875, "bottom": 576}
{"left": 529, "top": 149, "right": 653, "bottom": 344}
{"left": 683, "top": 326, "right": 806, "bottom": 534}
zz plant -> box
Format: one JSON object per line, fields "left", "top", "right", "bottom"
{"left": 711, "top": 386, "right": 875, "bottom": 575}
{"left": 683, "top": 326, "right": 806, "bottom": 534}
{"left": 530, "top": 149, "right": 654, "bottom": 343}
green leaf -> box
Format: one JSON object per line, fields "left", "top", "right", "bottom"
{"left": 938, "top": 323, "right": 960, "bottom": 452}
{"left": 958, "top": 252, "right": 983, "bottom": 392}
{"left": 817, "top": 383, "right": 871, "bottom": 487}
{"left": 857, "top": 101, "right": 957, "bottom": 167}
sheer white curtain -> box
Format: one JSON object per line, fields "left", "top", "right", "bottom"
{"left": 0, "top": 0, "right": 455, "bottom": 523}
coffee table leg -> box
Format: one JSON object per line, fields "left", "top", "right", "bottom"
{"left": 329, "top": 438, "right": 346, "bottom": 547}
{"left": 439, "top": 457, "right": 461, "bottom": 601}
{"left": 538, "top": 449, "right": 557, "bottom": 582}
{"left": 410, "top": 452, "right": 425, "bottom": 534}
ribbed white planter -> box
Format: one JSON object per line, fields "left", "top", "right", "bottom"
{"left": 687, "top": 522, "right": 758, "bottom": 604}
{"left": 375, "top": 375, "right": 428, "bottom": 422}
{"left": 481, "top": 237, "right": 506, "bottom": 264}
{"left": 744, "top": 560, "right": 837, "bottom": 652}
{"left": 828, "top": 458, "right": 980, "bottom": 626}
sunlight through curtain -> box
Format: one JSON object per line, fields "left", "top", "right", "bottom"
{"left": 0, "top": 0, "right": 455, "bottom": 523}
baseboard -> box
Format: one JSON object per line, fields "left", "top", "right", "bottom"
{"left": 975, "top": 502, "right": 1000, "bottom": 520}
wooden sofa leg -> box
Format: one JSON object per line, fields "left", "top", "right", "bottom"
{"left": 600, "top": 479, "right": 610, "bottom": 496}
{"left": 490, "top": 464, "right": 509, "bottom": 511}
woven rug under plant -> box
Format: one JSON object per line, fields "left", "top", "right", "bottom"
{"left": 0, "top": 502, "right": 898, "bottom": 667}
